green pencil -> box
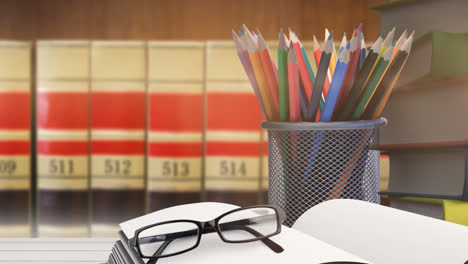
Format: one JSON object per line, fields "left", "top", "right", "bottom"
{"left": 278, "top": 30, "right": 289, "bottom": 122}
{"left": 351, "top": 44, "right": 394, "bottom": 120}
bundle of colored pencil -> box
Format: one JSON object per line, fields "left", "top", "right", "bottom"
{"left": 232, "top": 25, "right": 414, "bottom": 122}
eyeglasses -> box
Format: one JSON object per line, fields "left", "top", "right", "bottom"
{"left": 128, "top": 205, "right": 286, "bottom": 263}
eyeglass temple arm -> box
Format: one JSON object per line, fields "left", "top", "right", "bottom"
{"left": 146, "top": 239, "right": 174, "bottom": 264}
{"left": 220, "top": 223, "right": 284, "bottom": 253}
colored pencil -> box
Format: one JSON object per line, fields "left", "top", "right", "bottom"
{"left": 312, "top": 35, "right": 331, "bottom": 101}
{"left": 288, "top": 43, "right": 301, "bottom": 122}
{"left": 365, "top": 28, "right": 394, "bottom": 85}
{"left": 361, "top": 33, "right": 413, "bottom": 120}
{"left": 328, "top": 130, "right": 373, "bottom": 199}
{"left": 392, "top": 29, "right": 408, "bottom": 60}
{"left": 278, "top": 30, "right": 289, "bottom": 122}
{"left": 306, "top": 32, "right": 333, "bottom": 121}
{"left": 299, "top": 79, "right": 308, "bottom": 120}
{"left": 320, "top": 46, "right": 350, "bottom": 122}
{"left": 245, "top": 34, "right": 275, "bottom": 120}
{"left": 296, "top": 34, "right": 316, "bottom": 85}
{"left": 351, "top": 42, "right": 394, "bottom": 120}
{"left": 339, "top": 32, "right": 347, "bottom": 54}
{"left": 357, "top": 33, "right": 367, "bottom": 70}
{"left": 232, "top": 31, "right": 268, "bottom": 119}
{"left": 290, "top": 29, "right": 314, "bottom": 101}
{"left": 333, "top": 30, "right": 361, "bottom": 118}
{"left": 257, "top": 32, "right": 280, "bottom": 120}
{"left": 326, "top": 29, "right": 338, "bottom": 78}
{"left": 333, "top": 34, "right": 383, "bottom": 121}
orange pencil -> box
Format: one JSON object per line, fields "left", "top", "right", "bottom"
{"left": 245, "top": 34, "right": 276, "bottom": 120}
{"left": 257, "top": 32, "right": 280, "bottom": 119}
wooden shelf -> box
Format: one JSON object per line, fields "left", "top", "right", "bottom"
{"left": 375, "top": 140, "right": 468, "bottom": 152}
{"left": 392, "top": 75, "right": 468, "bottom": 94}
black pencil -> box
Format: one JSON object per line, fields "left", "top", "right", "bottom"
{"left": 305, "top": 32, "right": 333, "bottom": 121}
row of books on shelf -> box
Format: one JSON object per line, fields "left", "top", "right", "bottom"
{"left": 0, "top": 40, "right": 277, "bottom": 238}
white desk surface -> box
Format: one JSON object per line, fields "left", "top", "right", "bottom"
{"left": 0, "top": 238, "right": 115, "bottom": 264}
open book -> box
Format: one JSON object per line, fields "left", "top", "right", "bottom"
{"left": 108, "top": 200, "right": 468, "bottom": 264}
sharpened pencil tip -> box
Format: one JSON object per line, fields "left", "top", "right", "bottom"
{"left": 358, "top": 23, "right": 362, "bottom": 32}
{"left": 328, "top": 31, "right": 333, "bottom": 39}
{"left": 288, "top": 41, "right": 298, "bottom": 63}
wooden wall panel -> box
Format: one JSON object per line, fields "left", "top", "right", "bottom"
{"left": 0, "top": 0, "right": 38, "bottom": 40}
{"left": 37, "top": 0, "right": 92, "bottom": 39}
{"left": 0, "top": 0, "right": 382, "bottom": 41}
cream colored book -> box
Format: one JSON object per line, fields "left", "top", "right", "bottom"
{"left": 36, "top": 40, "right": 90, "bottom": 237}
{"left": 147, "top": 41, "right": 204, "bottom": 213}
{"left": 0, "top": 41, "right": 32, "bottom": 237}
{"left": 90, "top": 41, "right": 147, "bottom": 237}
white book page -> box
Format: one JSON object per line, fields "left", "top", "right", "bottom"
{"left": 120, "top": 202, "right": 371, "bottom": 264}
{"left": 293, "top": 199, "right": 468, "bottom": 264}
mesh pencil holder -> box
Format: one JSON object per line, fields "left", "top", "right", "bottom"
{"left": 261, "top": 118, "right": 387, "bottom": 226}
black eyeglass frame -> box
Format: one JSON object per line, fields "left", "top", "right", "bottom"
{"left": 128, "top": 205, "right": 286, "bottom": 259}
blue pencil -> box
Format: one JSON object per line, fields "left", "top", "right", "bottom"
{"left": 320, "top": 47, "right": 350, "bottom": 122}
{"left": 303, "top": 47, "right": 350, "bottom": 182}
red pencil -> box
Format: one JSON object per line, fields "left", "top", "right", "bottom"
{"left": 288, "top": 42, "right": 301, "bottom": 122}
{"left": 290, "top": 28, "right": 314, "bottom": 102}
{"left": 257, "top": 32, "right": 280, "bottom": 118}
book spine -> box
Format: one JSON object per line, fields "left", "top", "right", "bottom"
{"left": 147, "top": 42, "right": 205, "bottom": 211}
{"left": 0, "top": 41, "right": 32, "bottom": 237}
{"left": 90, "top": 42, "right": 146, "bottom": 237}
{"left": 36, "top": 41, "right": 90, "bottom": 237}
{"left": 380, "top": 152, "right": 390, "bottom": 192}
{"left": 204, "top": 82, "right": 262, "bottom": 206}
{"left": 204, "top": 42, "right": 262, "bottom": 206}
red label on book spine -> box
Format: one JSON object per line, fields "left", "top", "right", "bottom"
{"left": 37, "top": 92, "right": 88, "bottom": 130}
{"left": 92, "top": 92, "right": 145, "bottom": 130}
{"left": 149, "top": 94, "right": 203, "bottom": 132}
{"left": 0, "top": 93, "right": 30, "bottom": 129}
